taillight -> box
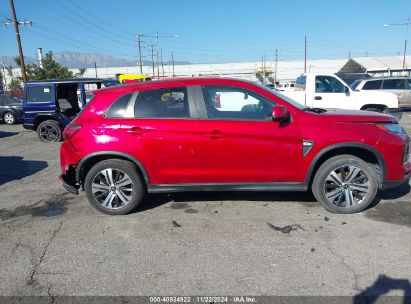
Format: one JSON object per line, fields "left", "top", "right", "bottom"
{"left": 63, "top": 124, "right": 81, "bottom": 140}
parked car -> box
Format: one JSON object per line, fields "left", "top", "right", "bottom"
{"left": 0, "top": 94, "right": 23, "bottom": 124}
{"left": 60, "top": 77, "right": 411, "bottom": 215}
{"left": 282, "top": 73, "right": 402, "bottom": 118}
{"left": 351, "top": 77, "right": 411, "bottom": 110}
{"left": 23, "top": 78, "right": 119, "bottom": 143}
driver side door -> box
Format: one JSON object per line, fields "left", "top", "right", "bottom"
{"left": 198, "top": 85, "right": 304, "bottom": 183}
{"left": 311, "top": 75, "right": 355, "bottom": 109}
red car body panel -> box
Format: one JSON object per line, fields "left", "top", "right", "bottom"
{"left": 60, "top": 77, "right": 411, "bottom": 192}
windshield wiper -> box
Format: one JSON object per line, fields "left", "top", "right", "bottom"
{"left": 303, "top": 107, "right": 327, "bottom": 113}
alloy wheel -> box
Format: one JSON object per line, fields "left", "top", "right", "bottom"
{"left": 323, "top": 165, "right": 370, "bottom": 208}
{"left": 39, "top": 124, "right": 59, "bottom": 142}
{"left": 91, "top": 168, "right": 134, "bottom": 210}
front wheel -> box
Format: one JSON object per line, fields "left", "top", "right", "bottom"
{"left": 312, "top": 155, "right": 379, "bottom": 214}
{"left": 84, "top": 159, "right": 145, "bottom": 215}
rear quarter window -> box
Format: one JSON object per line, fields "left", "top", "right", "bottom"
{"left": 26, "top": 86, "right": 53, "bottom": 103}
{"left": 105, "top": 93, "right": 134, "bottom": 118}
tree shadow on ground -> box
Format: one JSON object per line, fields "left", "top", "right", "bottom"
{"left": 353, "top": 274, "right": 411, "bottom": 303}
{"left": 0, "top": 156, "right": 48, "bottom": 186}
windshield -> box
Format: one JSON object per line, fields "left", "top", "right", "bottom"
{"left": 253, "top": 82, "right": 307, "bottom": 110}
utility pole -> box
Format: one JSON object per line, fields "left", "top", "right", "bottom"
{"left": 94, "top": 62, "right": 98, "bottom": 77}
{"left": 156, "top": 50, "right": 160, "bottom": 80}
{"left": 172, "top": 51, "right": 175, "bottom": 77}
{"left": 384, "top": 16, "right": 411, "bottom": 71}
{"left": 304, "top": 35, "right": 307, "bottom": 74}
{"left": 135, "top": 34, "right": 144, "bottom": 74}
{"left": 274, "top": 49, "right": 278, "bottom": 85}
{"left": 149, "top": 44, "right": 155, "bottom": 77}
{"left": 9, "top": 0, "right": 27, "bottom": 82}
{"left": 160, "top": 48, "right": 164, "bottom": 78}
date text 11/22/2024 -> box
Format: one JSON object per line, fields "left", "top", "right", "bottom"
{"left": 149, "top": 296, "right": 257, "bottom": 303}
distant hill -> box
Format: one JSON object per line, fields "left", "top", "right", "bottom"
{"left": 0, "top": 51, "right": 190, "bottom": 69}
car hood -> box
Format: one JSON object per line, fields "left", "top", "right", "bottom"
{"left": 321, "top": 108, "right": 398, "bottom": 123}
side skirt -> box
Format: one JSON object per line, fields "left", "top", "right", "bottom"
{"left": 147, "top": 182, "right": 308, "bottom": 193}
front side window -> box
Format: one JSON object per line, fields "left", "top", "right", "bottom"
{"left": 382, "top": 79, "right": 405, "bottom": 90}
{"left": 27, "top": 86, "right": 52, "bottom": 103}
{"left": 202, "top": 86, "right": 275, "bottom": 121}
{"left": 134, "top": 87, "right": 189, "bottom": 118}
{"left": 362, "top": 80, "right": 382, "bottom": 90}
{"left": 315, "top": 76, "right": 345, "bottom": 93}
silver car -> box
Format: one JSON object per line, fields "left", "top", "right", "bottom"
{"left": 352, "top": 77, "right": 411, "bottom": 109}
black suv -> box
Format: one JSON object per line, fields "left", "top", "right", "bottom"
{"left": 23, "top": 78, "right": 119, "bottom": 142}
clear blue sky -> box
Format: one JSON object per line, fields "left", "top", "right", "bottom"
{"left": 1, "top": 0, "right": 410, "bottom": 64}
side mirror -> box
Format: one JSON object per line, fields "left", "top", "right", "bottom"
{"left": 344, "top": 86, "right": 350, "bottom": 94}
{"left": 272, "top": 105, "right": 290, "bottom": 122}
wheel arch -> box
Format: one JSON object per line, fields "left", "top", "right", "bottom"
{"left": 33, "top": 114, "right": 62, "bottom": 130}
{"left": 75, "top": 151, "right": 150, "bottom": 186}
{"left": 306, "top": 143, "right": 386, "bottom": 188}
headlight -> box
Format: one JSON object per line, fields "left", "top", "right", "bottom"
{"left": 377, "top": 123, "right": 405, "bottom": 135}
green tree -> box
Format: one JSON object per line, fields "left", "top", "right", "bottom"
{"left": 75, "top": 67, "right": 87, "bottom": 78}
{"left": 25, "top": 51, "right": 74, "bottom": 80}
{"left": 6, "top": 66, "right": 22, "bottom": 91}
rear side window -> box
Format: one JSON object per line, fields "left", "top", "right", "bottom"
{"left": 27, "top": 86, "right": 52, "bottom": 103}
{"left": 382, "top": 79, "right": 405, "bottom": 90}
{"left": 105, "top": 93, "right": 133, "bottom": 118}
{"left": 362, "top": 80, "right": 382, "bottom": 90}
{"left": 134, "top": 87, "right": 189, "bottom": 118}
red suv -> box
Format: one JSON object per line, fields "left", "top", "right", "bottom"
{"left": 60, "top": 77, "right": 411, "bottom": 215}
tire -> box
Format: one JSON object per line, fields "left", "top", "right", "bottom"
{"left": 3, "top": 112, "right": 16, "bottom": 125}
{"left": 312, "top": 155, "right": 379, "bottom": 214}
{"left": 84, "top": 159, "right": 145, "bottom": 215}
{"left": 37, "top": 120, "right": 62, "bottom": 143}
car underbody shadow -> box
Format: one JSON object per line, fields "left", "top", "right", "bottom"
{"left": 136, "top": 191, "right": 317, "bottom": 213}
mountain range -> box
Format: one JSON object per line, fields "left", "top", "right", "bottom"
{"left": 0, "top": 51, "right": 190, "bottom": 69}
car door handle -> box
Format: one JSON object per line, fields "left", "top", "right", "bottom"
{"left": 205, "top": 130, "right": 225, "bottom": 139}
{"left": 314, "top": 96, "right": 322, "bottom": 100}
{"left": 126, "top": 127, "right": 148, "bottom": 135}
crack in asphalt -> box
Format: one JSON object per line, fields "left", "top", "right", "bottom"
{"left": 47, "top": 284, "right": 55, "bottom": 304}
{"left": 327, "top": 239, "right": 361, "bottom": 292}
{"left": 27, "top": 221, "right": 63, "bottom": 287}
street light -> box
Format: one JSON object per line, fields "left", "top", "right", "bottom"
{"left": 384, "top": 16, "right": 411, "bottom": 72}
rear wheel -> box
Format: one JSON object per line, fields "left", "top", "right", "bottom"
{"left": 37, "top": 120, "right": 62, "bottom": 142}
{"left": 312, "top": 155, "right": 379, "bottom": 214}
{"left": 3, "top": 112, "right": 16, "bottom": 125}
{"left": 84, "top": 159, "right": 145, "bottom": 215}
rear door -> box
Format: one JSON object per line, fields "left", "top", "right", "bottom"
{"left": 197, "top": 85, "right": 303, "bottom": 183}
{"left": 120, "top": 86, "right": 204, "bottom": 184}
{"left": 23, "top": 84, "right": 55, "bottom": 127}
